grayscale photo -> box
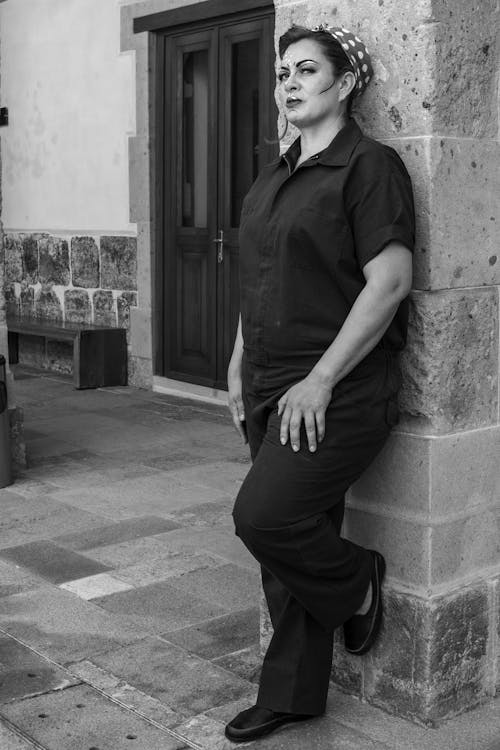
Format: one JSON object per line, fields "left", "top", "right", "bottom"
{"left": 0, "top": 1, "right": 498, "bottom": 748}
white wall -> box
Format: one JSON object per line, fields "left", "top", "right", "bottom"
{"left": 0, "top": 0, "right": 136, "bottom": 233}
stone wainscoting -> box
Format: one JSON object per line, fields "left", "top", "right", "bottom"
{"left": 3, "top": 233, "right": 137, "bottom": 375}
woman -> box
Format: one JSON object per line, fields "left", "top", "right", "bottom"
{"left": 225, "top": 23, "right": 415, "bottom": 743}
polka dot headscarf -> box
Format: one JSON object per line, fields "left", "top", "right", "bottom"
{"left": 312, "top": 24, "right": 373, "bottom": 97}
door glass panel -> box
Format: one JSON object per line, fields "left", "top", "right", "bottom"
{"left": 182, "top": 49, "right": 208, "bottom": 227}
{"left": 230, "top": 39, "right": 260, "bottom": 227}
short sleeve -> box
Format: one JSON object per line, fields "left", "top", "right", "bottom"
{"left": 345, "top": 143, "right": 415, "bottom": 269}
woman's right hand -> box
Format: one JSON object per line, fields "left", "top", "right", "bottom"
{"left": 227, "top": 361, "right": 247, "bottom": 443}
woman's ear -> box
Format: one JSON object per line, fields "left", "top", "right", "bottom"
{"left": 338, "top": 70, "right": 356, "bottom": 103}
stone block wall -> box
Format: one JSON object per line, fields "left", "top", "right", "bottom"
{"left": 270, "top": 0, "right": 500, "bottom": 726}
{"left": 3, "top": 232, "right": 138, "bottom": 376}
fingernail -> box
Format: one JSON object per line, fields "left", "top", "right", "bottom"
{"left": 239, "top": 414, "right": 245, "bottom": 421}
{"left": 310, "top": 445, "right": 316, "bottom": 452}
{"left": 280, "top": 437, "right": 286, "bottom": 445}
{"left": 292, "top": 444, "right": 299, "bottom": 452}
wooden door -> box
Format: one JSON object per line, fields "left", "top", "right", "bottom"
{"left": 159, "top": 12, "right": 276, "bottom": 388}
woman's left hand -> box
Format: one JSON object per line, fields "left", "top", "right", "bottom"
{"left": 278, "top": 372, "right": 333, "bottom": 453}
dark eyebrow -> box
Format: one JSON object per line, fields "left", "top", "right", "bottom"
{"left": 278, "top": 58, "right": 318, "bottom": 70}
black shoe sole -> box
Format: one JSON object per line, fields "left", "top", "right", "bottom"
{"left": 344, "top": 550, "right": 386, "bottom": 655}
{"left": 225, "top": 714, "right": 314, "bottom": 743}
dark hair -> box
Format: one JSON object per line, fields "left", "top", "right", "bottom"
{"left": 278, "top": 25, "right": 356, "bottom": 115}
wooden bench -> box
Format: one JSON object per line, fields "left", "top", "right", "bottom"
{"left": 7, "top": 314, "right": 128, "bottom": 390}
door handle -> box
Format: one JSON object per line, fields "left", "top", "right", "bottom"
{"left": 213, "top": 229, "right": 224, "bottom": 264}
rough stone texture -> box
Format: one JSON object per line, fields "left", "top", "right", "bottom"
{"left": 93, "top": 290, "right": 116, "bottom": 327}
{"left": 17, "top": 335, "right": 45, "bottom": 370}
{"left": 329, "top": 582, "right": 492, "bottom": 724}
{"left": 129, "top": 306, "right": 152, "bottom": 360}
{"left": 71, "top": 236, "right": 99, "bottom": 288}
{"left": 362, "top": 589, "right": 430, "bottom": 722}
{"left": 20, "top": 234, "right": 38, "bottom": 283}
{"left": 38, "top": 236, "right": 70, "bottom": 285}
{"left": 128, "top": 137, "right": 151, "bottom": 224}
{"left": 496, "top": 578, "right": 500, "bottom": 691}
{"left": 399, "top": 289, "right": 498, "bottom": 433}
{"left": 350, "top": 424, "right": 500, "bottom": 536}
{"left": 343, "top": 505, "right": 429, "bottom": 588}
{"left": 430, "top": 509, "right": 500, "bottom": 586}
{"left": 330, "top": 628, "right": 364, "bottom": 696}
{"left": 117, "top": 291, "right": 137, "bottom": 329}
{"left": 9, "top": 406, "right": 26, "bottom": 471}
{"left": 19, "top": 284, "right": 35, "bottom": 318}
{"left": 34, "top": 287, "right": 62, "bottom": 322}
{"left": 46, "top": 340, "right": 73, "bottom": 374}
{"left": 391, "top": 137, "right": 500, "bottom": 290}
{"left": 274, "top": 0, "right": 435, "bottom": 139}
{"left": 100, "top": 236, "right": 137, "bottom": 291}
{"left": 4, "top": 283, "right": 19, "bottom": 316}
{"left": 431, "top": 0, "right": 499, "bottom": 138}
{"left": 128, "top": 354, "right": 153, "bottom": 389}
{"left": 274, "top": 1, "right": 499, "bottom": 139}
{"left": 4, "top": 234, "right": 23, "bottom": 282}
{"left": 64, "top": 289, "right": 91, "bottom": 324}
{"left": 350, "top": 432, "right": 431, "bottom": 517}
{"left": 429, "top": 587, "right": 490, "bottom": 719}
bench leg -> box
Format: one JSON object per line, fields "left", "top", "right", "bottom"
{"left": 8, "top": 332, "right": 19, "bottom": 365}
{"left": 74, "top": 330, "right": 128, "bottom": 389}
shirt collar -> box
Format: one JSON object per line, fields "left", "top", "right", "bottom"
{"left": 281, "top": 118, "right": 363, "bottom": 170}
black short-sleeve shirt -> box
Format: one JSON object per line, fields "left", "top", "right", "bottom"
{"left": 239, "top": 118, "right": 415, "bottom": 366}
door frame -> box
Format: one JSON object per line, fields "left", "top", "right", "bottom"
{"left": 148, "top": 0, "right": 275, "bottom": 383}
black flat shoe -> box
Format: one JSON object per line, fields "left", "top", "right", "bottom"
{"left": 343, "top": 549, "right": 386, "bottom": 655}
{"left": 225, "top": 705, "right": 315, "bottom": 743}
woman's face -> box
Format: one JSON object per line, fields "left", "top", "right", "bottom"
{"left": 278, "top": 39, "right": 343, "bottom": 130}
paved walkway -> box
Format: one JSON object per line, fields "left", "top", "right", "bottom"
{"left": 0, "top": 368, "right": 499, "bottom": 750}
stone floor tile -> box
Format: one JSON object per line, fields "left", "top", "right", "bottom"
{"left": 51, "top": 474, "right": 233, "bottom": 519}
{"left": 166, "top": 563, "right": 261, "bottom": 611}
{"left": 52, "top": 424, "right": 168, "bottom": 454}
{"left": 0, "top": 685, "right": 188, "bottom": 750}
{"left": 0, "top": 721, "right": 37, "bottom": 750}
{"left": 83, "top": 535, "right": 199, "bottom": 569}
{"left": 0, "top": 541, "right": 112, "bottom": 585}
{"left": 26, "top": 436, "right": 81, "bottom": 461}
{"left": 324, "top": 688, "right": 500, "bottom": 750}
{"left": 109, "top": 684, "right": 183, "bottom": 729}
{"left": 150, "top": 527, "right": 258, "bottom": 571}
{"left": 67, "top": 660, "right": 122, "bottom": 691}
{"left": 165, "top": 500, "right": 234, "bottom": 529}
{"left": 212, "top": 645, "right": 262, "bottom": 685}
{"left": 204, "top": 695, "right": 258, "bottom": 725}
{"left": 241, "top": 715, "right": 390, "bottom": 750}
{"left": 4, "top": 477, "right": 59, "bottom": 499}
{"left": 113, "top": 550, "right": 223, "bottom": 587}
{"left": 0, "top": 587, "right": 142, "bottom": 664}
{"left": 0, "top": 493, "right": 109, "bottom": 549}
{"left": 53, "top": 516, "right": 180, "bottom": 551}
{"left": 36, "top": 463, "right": 160, "bottom": 491}
{"left": 0, "top": 560, "right": 44, "bottom": 597}
{"left": 93, "top": 579, "right": 226, "bottom": 633}
{"left": 67, "top": 660, "right": 184, "bottom": 727}
{"left": 59, "top": 573, "right": 134, "bottom": 600}
{"left": 92, "top": 637, "right": 255, "bottom": 716}
{"left": 0, "top": 635, "right": 80, "bottom": 704}
{"left": 165, "top": 461, "right": 247, "bottom": 496}
{"left": 161, "top": 607, "right": 259, "bottom": 660}
{"left": 173, "top": 714, "right": 234, "bottom": 750}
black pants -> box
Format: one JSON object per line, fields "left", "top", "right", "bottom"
{"left": 232, "top": 351, "right": 398, "bottom": 715}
